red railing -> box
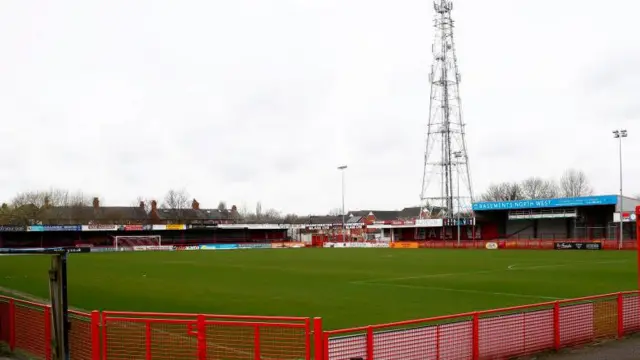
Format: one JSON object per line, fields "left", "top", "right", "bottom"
{"left": 2, "top": 292, "right": 640, "bottom": 359}
{"left": 322, "top": 291, "right": 640, "bottom": 360}
{"left": 101, "top": 311, "right": 311, "bottom": 360}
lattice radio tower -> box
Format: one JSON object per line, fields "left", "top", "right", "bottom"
{"left": 420, "top": 0, "right": 474, "bottom": 219}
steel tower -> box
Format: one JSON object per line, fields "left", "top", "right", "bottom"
{"left": 420, "top": 0, "right": 474, "bottom": 219}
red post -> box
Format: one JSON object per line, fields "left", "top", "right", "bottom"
{"left": 254, "top": 325, "right": 261, "bottom": 360}
{"left": 366, "top": 326, "right": 374, "bottom": 360}
{"left": 8, "top": 299, "right": 15, "bottom": 351}
{"left": 304, "top": 318, "right": 311, "bottom": 360}
{"left": 553, "top": 301, "right": 560, "bottom": 351}
{"left": 313, "top": 318, "right": 323, "bottom": 360}
{"left": 435, "top": 325, "right": 440, "bottom": 360}
{"left": 636, "top": 206, "right": 640, "bottom": 291}
{"left": 91, "top": 311, "right": 101, "bottom": 360}
{"left": 618, "top": 293, "right": 624, "bottom": 338}
{"left": 323, "top": 333, "right": 329, "bottom": 360}
{"left": 145, "top": 321, "right": 152, "bottom": 360}
{"left": 44, "top": 306, "right": 52, "bottom": 360}
{"left": 472, "top": 313, "right": 479, "bottom": 360}
{"left": 102, "top": 313, "right": 108, "bottom": 360}
{"left": 197, "top": 315, "right": 207, "bottom": 360}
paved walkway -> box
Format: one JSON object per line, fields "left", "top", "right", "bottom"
{"left": 522, "top": 336, "right": 640, "bottom": 360}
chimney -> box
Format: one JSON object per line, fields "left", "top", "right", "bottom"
{"left": 151, "top": 200, "right": 157, "bottom": 210}
{"left": 192, "top": 199, "right": 200, "bottom": 210}
{"left": 139, "top": 201, "right": 145, "bottom": 209}
{"left": 93, "top": 197, "right": 100, "bottom": 209}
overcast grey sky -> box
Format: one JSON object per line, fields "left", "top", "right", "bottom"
{"left": 0, "top": 0, "right": 638, "bottom": 215}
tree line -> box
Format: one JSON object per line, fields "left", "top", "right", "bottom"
{"left": 479, "top": 169, "right": 594, "bottom": 202}
{"left": 0, "top": 188, "right": 298, "bottom": 225}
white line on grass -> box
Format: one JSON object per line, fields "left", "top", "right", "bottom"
{"left": 354, "top": 260, "right": 628, "bottom": 284}
{"left": 506, "top": 259, "right": 626, "bottom": 271}
{"left": 353, "top": 281, "right": 563, "bottom": 300}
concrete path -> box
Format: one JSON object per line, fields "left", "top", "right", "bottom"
{"left": 520, "top": 336, "right": 640, "bottom": 360}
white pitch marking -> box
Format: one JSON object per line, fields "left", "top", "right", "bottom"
{"left": 506, "top": 260, "right": 627, "bottom": 271}
{"left": 354, "top": 281, "right": 563, "bottom": 300}
{"left": 355, "top": 259, "right": 628, "bottom": 285}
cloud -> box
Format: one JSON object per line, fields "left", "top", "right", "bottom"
{"left": 0, "top": 0, "right": 638, "bottom": 214}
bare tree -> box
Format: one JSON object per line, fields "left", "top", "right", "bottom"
{"left": 134, "top": 196, "right": 153, "bottom": 213}
{"left": 520, "top": 177, "right": 559, "bottom": 199}
{"left": 480, "top": 182, "right": 524, "bottom": 202}
{"left": 263, "top": 208, "right": 281, "bottom": 222}
{"left": 255, "top": 201, "right": 262, "bottom": 220}
{"left": 161, "top": 189, "right": 190, "bottom": 210}
{"left": 8, "top": 188, "right": 91, "bottom": 225}
{"left": 560, "top": 169, "right": 594, "bottom": 198}
{"left": 283, "top": 213, "right": 299, "bottom": 223}
{"left": 161, "top": 189, "right": 190, "bottom": 221}
{"left": 217, "top": 201, "right": 227, "bottom": 211}
{"left": 328, "top": 208, "right": 343, "bottom": 216}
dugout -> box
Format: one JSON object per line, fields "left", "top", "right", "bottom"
{"left": 472, "top": 195, "right": 639, "bottom": 241}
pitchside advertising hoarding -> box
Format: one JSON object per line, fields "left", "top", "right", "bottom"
{"left": 553, "top": 242, "right": 602, "bottom": 250}
{"left": 472, "top": 195, "right": 618, "bottom": 211}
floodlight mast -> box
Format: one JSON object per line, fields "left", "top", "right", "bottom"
{"left": 613, "top": 129, "right": 627, "bottom": 250}
{"left": 420, "top": 0, "right": 474, "bottom": 221}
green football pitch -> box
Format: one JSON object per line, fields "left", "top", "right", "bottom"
{"left": 0, "top": 249, "right": 637, "bottom": 329}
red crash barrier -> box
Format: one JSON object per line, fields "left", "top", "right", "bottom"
{"left": 323, "top": 291, "right": 640, "bottom": 360}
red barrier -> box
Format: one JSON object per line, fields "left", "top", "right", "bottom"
{"left": 101, "top": 311, "right": 311, "bottom": 360}
{"left": 323, "top": 291, "right": 639, "bottom": 360}
{"left": 0, "top": 291, "right": 639, "bottom": 359}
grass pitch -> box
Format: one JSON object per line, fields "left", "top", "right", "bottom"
{"left": 0, "top": 249, "right": 636, "bottom": 329}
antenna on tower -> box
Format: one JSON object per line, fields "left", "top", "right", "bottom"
{"left": 420, "top": 0, "right": 474, "bottom": 220}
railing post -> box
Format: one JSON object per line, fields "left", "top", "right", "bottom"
{"left": 254, "top": 324, "right": 261, "bottom": 360}
{"left": 323, "top": 333, "right": 330, "bottom": 360}
{"left": 366, "top": 326, "right": 374, "bottom": 360}
{"left": 91, "top": 311, "right": 101, "bottom": 360}
{"left": 553, "top": 301, "right": 560, "bottom": 351}
{"left": 313, "top": 317, "right": 323, "bottom": 360}
{"left": 145, "top": 321, "right": 152, "bottom": 360}
{"left": 197, "top": 315, "right": 207, "bottom": 360}
{"left": 8, "top": 299, "right": 15, "bottom": 352}
{"left": 472, "top": 313, "right": 479, "bottom": 360}
{"left": 101, "top": 313, "right": 108, "bottom": 360}
{"left": 618, "top": 293, "right": 624, "bottom": 338}
{"left": 44, "top": 306, "right": 52, "bottom": 360}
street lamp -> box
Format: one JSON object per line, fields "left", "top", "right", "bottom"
{"left": 338, "top": 165, "right": 347, "bottom": 239}
{"left": 453, "top": 151, "right": 463, "bottom": 246}
{"left": 613, "top": 129, "right": 627, "bottom": 250}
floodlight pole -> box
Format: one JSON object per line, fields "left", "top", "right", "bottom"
{"left": 614, "top": 129, "right": 627, "bottom": 250}
{"left": 338, "top": 165, "right": 347, "bottom": 240}
{"left": 454, "top": 151, "right": 463, "bottom": 246}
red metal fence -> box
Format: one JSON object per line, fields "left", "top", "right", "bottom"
{"left": 323, "top": 291, "right": 640, "bottom": 360}
{"left": 0, "top": 296, "right": 312, "bottom": 360}
{"left": 2, "top": 292, "right": 640, "bottom": 359}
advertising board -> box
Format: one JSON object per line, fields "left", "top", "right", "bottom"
{"left": 199, "top": 244, "right": 239, "bottom": 250}
{"left": 90, "top": 247, "right": 119, "bottom": 253}
{"left": 554, "top": 242, "right": 602, "bottom": 250}
{"left": 389, "top": 242, "right": 419, "bottom": 249}
{"left": 238, "top": 243, "right": 272, "bottom": 249}
{"left": 166, "top": 224, "right": 186, "bottom": 230}
{"left": 173, "top": 245, "right": 201, "bottom": 251}
{"left": 132, "top": 246, "right": 174, "bottom": 252}
{"left": 82, "top": 225, "right": 118, "bottom": 231}
{"left": 485, "top": 242, "right": 498, "bottom": 250}
{"left": 271, "top": 242, "right": 305, "bottom": 248}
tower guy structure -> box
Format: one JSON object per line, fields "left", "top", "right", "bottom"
{"left": 420, "top": 0, "right": 474, "bottom": 219}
